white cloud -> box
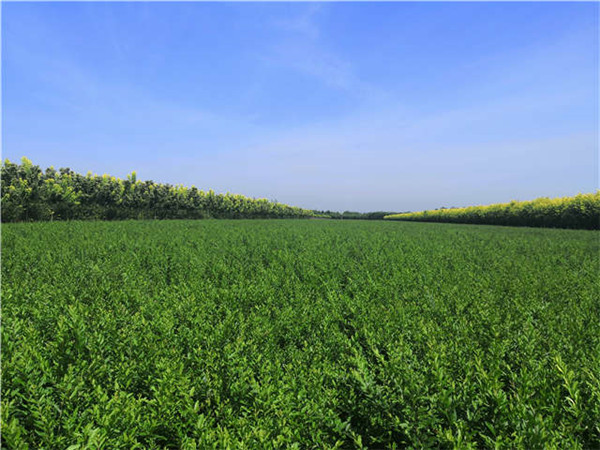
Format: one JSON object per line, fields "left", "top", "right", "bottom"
{"left": 264, "top": 4, "right": 382, "bottom": 99}
{"left": 271, "top": 3, "right": 324, "bottom": 40}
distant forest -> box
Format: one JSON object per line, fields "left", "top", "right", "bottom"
{"left": 312, "top": 210, "right": 402, "bottom": 220}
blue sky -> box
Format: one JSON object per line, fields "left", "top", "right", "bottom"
{"left": 2, "top": 2, "right": 598, "bottom": 212}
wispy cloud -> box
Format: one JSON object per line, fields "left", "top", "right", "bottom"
{"left": 272, "top": 3, "right": 323, "bottom": 40}
{"left": 265, "top": 4, "right": 381, "bottom": 99}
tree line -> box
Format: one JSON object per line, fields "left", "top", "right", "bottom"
{"left": 1, "top": 158, "right": 319, "bottom": 222}
{"left": 312, "top": 210, "right": 402, "bottom": 220}
{"left": 384, "top": 193, "right": 600, "bottom": 230}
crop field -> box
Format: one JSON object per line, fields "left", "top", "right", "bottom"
{"left": 2, "top": 220, "right": 599, "bottom": 448}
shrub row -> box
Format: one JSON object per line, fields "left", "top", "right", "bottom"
{"left": 384, "top": 193, "right": 600, "bottom": 229}
{"left": 1, "top": 158, "right": 316, "bottom": 222}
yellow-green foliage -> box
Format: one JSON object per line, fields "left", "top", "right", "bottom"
{"left": 1, "top": 158, "right": 316, "bottom": 222}
{"left": 384, "top": 192, "right": 600, "bottom": 229}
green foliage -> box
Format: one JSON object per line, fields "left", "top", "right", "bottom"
{"left": 384, "top": 193, "right": 600, "bottom": 229}
{"left": 2, "top": 220, "right": 599, "bottom": 447}
{"left": 1, "top": 158, "right": 315, "bottom": 222}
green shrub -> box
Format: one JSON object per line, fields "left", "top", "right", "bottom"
{"left": 384, "top": 193, "right": 600, "bottom": 229}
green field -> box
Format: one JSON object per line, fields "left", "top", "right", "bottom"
{"left": 2, "top": 220, "right": 599, "bottom": 448}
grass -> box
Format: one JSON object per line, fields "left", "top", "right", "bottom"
{"left": 2, "top": 219, "right": 599, "bottom": 448}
